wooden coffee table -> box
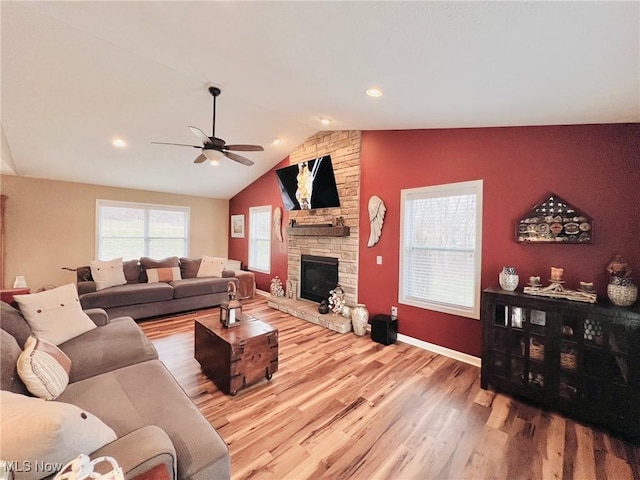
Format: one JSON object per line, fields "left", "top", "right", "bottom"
{"left": 194, "top": 313, "right": 278, "bottom": 395}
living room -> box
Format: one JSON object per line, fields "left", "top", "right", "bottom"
{"left": 2, "top": 2, "right": 640, "bottom": 480}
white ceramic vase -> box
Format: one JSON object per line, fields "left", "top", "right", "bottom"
{"left": 499, "top": 267, "right": 519, "bottom": 292}
{"left": 351, "top": 304, "right": 369, "bottom": 336}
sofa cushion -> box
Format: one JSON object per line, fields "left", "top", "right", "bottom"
{"left": 60, "top": 317, "right": 158, "bottom": 383}
{"left": 0, "top": 301, "right": 33, "bottom": 348}
{"left": 180, "top": 257, "right": 202, "bottom": 279}
{"left": 58, "top": 360, "right": 230, "bottom": 480}
{"left": 147, "top": 267, "right": 181, "bottom": 283}
{"left": 0, "top": 390, "right": 117, "bottom": 480}
{"left": 140, "top": 257, "right": 180, "bottom": 282}
{"left": 18, "top": 336, "right": 71, "bottom": 400}
{"left": 197, "top": 255, "right": 226, "bottom": 278}
{"left": 123, "top": 259, "right": 143, "bottom": 284}
{"left": 171, "top": 277, "right": 234, "bottom": 299}
{"left": 15, "top": 284, "right": 97, "bottom": 346}
{"left": 90, "top": 258, "right": 127, "bottom": 291}
{"left": 0, "top": 330, "right": 30, "bottom": 395}
{"left": 79, "top": 282, "right": 174, "bottom": 310}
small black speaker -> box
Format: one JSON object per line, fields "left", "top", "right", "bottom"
{"left": 370, "top": 314, "right": 398, "bottom": 345}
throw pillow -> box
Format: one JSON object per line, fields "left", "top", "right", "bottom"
{"left": 140, "top": 256, "right": 180, "bottom": 282}
{"left": 90, "top": 258, "right": 127, "bottom": 291}
{"left": 17, "top": 336, "right": 71, "bottom": 400}
{"left": 197, "top": 255, "right": 226, "bottom": 278}
{"left": 0, "top": 390, "right": 117, "bottom": 480}
{"left": 225, "top": 259, "right": 242, "bottom": 271}
{"left": 14, "top": 284, "right": 97, "bottom": 346}
{"left": 146, "top": 267, "right": 182, "bottom": 283}
{"left": 180, "top": 257, "right": 202, "bottom": 279}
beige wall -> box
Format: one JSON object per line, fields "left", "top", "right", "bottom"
{"left": 0, "top": 175, "right": 229, "bottom": 291}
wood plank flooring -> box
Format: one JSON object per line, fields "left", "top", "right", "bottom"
{"left": 140, "top": 295, "right": 640, "bottom": 480}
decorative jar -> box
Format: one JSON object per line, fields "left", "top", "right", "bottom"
{"left": 351, "top": 304, "right": 369, "bottom": 336}
{"left": 607, "top": 278, "right": 638, "bottom": 307}
{"left": 499, "top": 267, "right": 519, "bottom": 292}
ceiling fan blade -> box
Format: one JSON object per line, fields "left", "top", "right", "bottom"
{"left": 224, "top": 144, "right": 264, "bottom": 152}
{"left": 151, "top": 141, "right": 200, "bottom": 148}
{"left": 224, "top": 151, "right": 254, "bottom": 166}
{"left": 194, "top": 153, "right": 208, "bottom": 164}
{"left": 188, "top": 126, "right": 213, "bottom": 146}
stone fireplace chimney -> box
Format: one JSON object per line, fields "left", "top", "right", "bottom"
{"left": 286, "top": 131, "right": 361, "bottom": 306}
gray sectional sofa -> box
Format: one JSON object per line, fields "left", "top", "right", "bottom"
{"left": 0, "top": 301, "right": 230, "bottom": 480}
{"left": 76, "top": 257, "right": 239, "bottom": 320}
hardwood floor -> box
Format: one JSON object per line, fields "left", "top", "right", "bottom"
{"left": 140, "top": 295, "right": 640, "bottom": 480}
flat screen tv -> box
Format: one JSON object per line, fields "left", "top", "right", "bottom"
{"left": 275, "top": 155, "right": 340, "bottom": 211}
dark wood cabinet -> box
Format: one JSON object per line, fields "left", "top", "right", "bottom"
{"left": 481, "top": 287, "right": 640, "bottom": 440}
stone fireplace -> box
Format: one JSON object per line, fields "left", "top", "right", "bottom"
{"left": 300, "top": 254, "right": 339, "bottom": 303}
{"left": 286, "top": 131, "right": 361, "bottom": 306}
{"left": 269, "top": 130, "right": 361, "bottom": 334}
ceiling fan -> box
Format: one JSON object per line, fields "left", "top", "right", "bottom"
{"left": 152, "top": 86, "right": 263, "bottom": 166}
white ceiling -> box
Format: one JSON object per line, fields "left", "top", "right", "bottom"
{"left": 2, "top": 1, "right": 638, "bottom": 199}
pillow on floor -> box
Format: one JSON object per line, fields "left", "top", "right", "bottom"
{"left": 146, "top": 267, "right": 182, "bottom": 283}
{"left": 197, "top": 255, "right": 226, "bottom": 278}
{"left": 0, "top": 390, "right": 117, "bottom": 480}
{"left": 14, "top": 284, "right": 97, "bottom": 346}
{"left": 90, "top": 257, "right": 127, "bottom": 291}
{"left": 17, "top": 335, "right": 71, "bottom": 400}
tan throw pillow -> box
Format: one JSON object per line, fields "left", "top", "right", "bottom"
{"left": 14, "top": 284, "right": 97, "bottom": 346}
{"left": 0, "top": 390, "right": 117, "bottom": 480}
{"left": 225, "top": 259, "right": 242, "bottom": 271}
{"left": 17, "top": 336, "right": 71, "bottom": 400}
{"left": 146, "top": 267, "right": 182, "bottom": 283}
{"left": 90, "top": 257, "right": 127, "bottom": 291}
{"left": 197, "top": 255, "right": 226, "bottom": 278}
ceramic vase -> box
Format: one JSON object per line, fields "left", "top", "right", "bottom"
{"left": 351, "top": 304, "right": 369, "bottom": 336}
{"left": 607, "top": 279, "right": 638, "bottom": 307}
{"left": 499, "top": 267, "right": 519, "bottom": 292}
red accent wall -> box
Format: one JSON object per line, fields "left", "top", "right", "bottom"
{"left": 359, "top": 124, "right": 640, "bottom": 357}
{"left": 231, "top": 124, "right": 640, "bottom": 357}
{"left": 229, "top": 157, "right": 290, "bottom": 291}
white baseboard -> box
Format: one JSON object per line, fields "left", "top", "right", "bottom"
{"left": 397, "top": 334, "right": 481, "bottom": 368}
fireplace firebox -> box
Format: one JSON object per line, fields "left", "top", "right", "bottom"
{"left": 300, "top": 255, "right": 339, "bottom": 303}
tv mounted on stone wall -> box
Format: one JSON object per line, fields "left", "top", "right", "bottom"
{"left": 275, "top": 155, "right": 340, "bottom": 211}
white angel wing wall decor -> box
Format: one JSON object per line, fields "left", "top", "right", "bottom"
{"left": 367, "top": 195, "right": 386, "bottom": 247}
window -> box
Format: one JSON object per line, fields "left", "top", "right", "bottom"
{"left": 96, "top": 200, "right": 189, "bottom": 260}
{"left": 399, "top": 180, "right": 483, "bottom": 319}
{"left": 248, "top": 205, "right": 271, "bottom": 273}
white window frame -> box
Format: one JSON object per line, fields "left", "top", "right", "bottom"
{"left": 248, "top": 205, "right": 272, "bottom": 274}
{"left": 96, "top": 199, "right": 190, "bottom": 260}
{"left": 399, "top": 180, "right": 483, "bottom": 320}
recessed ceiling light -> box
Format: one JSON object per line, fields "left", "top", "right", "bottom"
{"left": 112, "top": 138, "right": 127, "bottom": 148}
{"left": 272, "top": 138, "right": 282, "bottom": 145}
{"left": 366, "top": 88, "right": 383, "bottom": 97}
{"left": 318, "top": 117, "right": 333, "bottom": 125}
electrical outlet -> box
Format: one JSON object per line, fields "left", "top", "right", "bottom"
{"left": 391, "top": 306, "right": 398, "bottom": 317}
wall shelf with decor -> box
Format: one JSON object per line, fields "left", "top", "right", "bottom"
{"left": 481, "top": 287, "right": 640, "bottom": 441}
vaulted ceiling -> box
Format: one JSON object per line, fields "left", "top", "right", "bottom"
{"left": 2, "top": 1, "right": 638, "bottom": 198}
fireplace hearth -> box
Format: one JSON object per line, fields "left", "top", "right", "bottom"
{"left": 300, "top": 254, "right": 338, "bottom": 303}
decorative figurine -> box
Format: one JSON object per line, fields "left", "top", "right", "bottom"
{"left": 328, "top": 284, "right": 345, "bottom": 314}
{"left": 270, "top": 276, "right": 284, "bottom": 297}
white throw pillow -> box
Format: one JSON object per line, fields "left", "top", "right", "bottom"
{"left": 17, "top": 336, "right": 71, "bottom": 400}
{"left": 146, "top": 267, "right": 182, "bottom": 283}
{"left": 90, "top": 257, "right": 127, "bottom": 291}
{"left": 197, "top": 255, "right": 226, "bottom": 278}
{"left": 14, "top": 284, "right": 97, "bottom": 346}
{"left": 0, "top": 391, "right": 117, "bottom": 480}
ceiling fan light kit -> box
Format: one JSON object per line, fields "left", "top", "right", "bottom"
{"left": 152, "top": 86, "right": 263, "bottom": 166}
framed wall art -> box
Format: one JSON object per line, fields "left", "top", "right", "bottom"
{"left": 231, "top": 214, "right": 245, "bottom": 238}
{"left": 516, "top": 193, "right": 593, "bottom": 244}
